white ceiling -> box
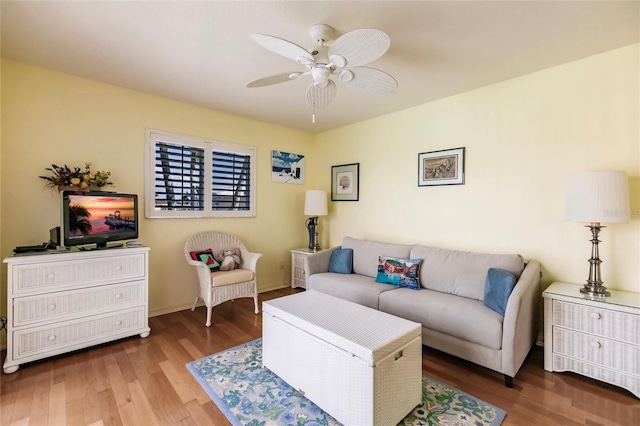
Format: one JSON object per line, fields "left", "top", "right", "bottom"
{"left": 2, "top": 1, "right": 638, "bottom": 134}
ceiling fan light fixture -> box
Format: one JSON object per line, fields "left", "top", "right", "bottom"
{"left": 248, "top": 24, "right": 396, "bottom": 115}
{"left": 311, "top": 67, "right": 330, "bottom": 85}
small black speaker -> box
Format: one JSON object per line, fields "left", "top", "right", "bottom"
{"left": 50, "top": 226, "right": 61, "bottom": 245}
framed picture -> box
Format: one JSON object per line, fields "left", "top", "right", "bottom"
{"left": 331, "top": 163, "right": 359, "bottom": 201}
{"left": 271, "top": 150, "right": 304, "bottom": 184}
{"left": 418, "top": 147, "right": 465, "bottom": 186}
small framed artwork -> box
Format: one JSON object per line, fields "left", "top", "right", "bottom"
{"left": 418, "top": 147, "right": 465, "bottom": 186}
{"left": 331, "top": 163, "right": 359, "bottom": 201}
{"left": 271, "top": 150, "right": 304, "bottom": 184}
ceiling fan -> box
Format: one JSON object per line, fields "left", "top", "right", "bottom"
{"left": 246, "top": 24, "right": 397, "bottom": 122}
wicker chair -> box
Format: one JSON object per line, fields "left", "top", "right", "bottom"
{"left": 184, "top": 231, "right": 262, "bottom": 327}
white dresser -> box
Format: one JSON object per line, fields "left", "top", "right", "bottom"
{"left": 3, "top": 246, "right": 150, "bottom": 374}
{"left": 543, "top": 282, "right": 640, "bottom": 398}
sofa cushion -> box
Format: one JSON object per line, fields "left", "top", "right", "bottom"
{"left": 307, "top": 272, "right": 398, "bottom": 310}
{"left": 375, "top": 256, "right": 422, "bottom": 290}
{"left": 484, "top": 268, "right": 517, "bottom": 316}
{"left": 379, "top": 287, "right": 504, "bottom": 350}
{"left": 329, "top": 248, "right": 353, "bottom": 274}
{"left": 409, "top": 245, "right": 524, "bottom": 301}
{"left": 342, "top": 236, "right": 412, "bottom": 278}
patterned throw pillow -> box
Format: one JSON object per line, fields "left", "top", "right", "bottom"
{"left": 375, "top": 256, "right": 422, "bottom": 290}
{"left": 190, "top": 249, "right": 221, "bottom": 272}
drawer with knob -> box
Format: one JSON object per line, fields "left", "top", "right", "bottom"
{"left": 11, "top": 253, "right": 146, "bottom": 295}
{"left": 551, "top": 300, "right": 640, "bottom": 345}
{"left": 12, "top": 306, "right": 145, "bottom": 361}
{"left": 552, "top": 327, "right": 640, "bottom": 376}
{"left": 14, "top": 280, "right": 144, "bottom": 327}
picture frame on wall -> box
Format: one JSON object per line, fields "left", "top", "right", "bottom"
{"left": 331, "top": 163, "right": 359, "bottom": 201}
{"left": 418, "top": 147, "right": 465, "bottom": 186}
{"left": 271, "top": 150, "right": 304, "bottom": 184}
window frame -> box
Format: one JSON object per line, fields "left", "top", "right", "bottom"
{"left": 145, "top": 129, "right": 257, "bottom": 219}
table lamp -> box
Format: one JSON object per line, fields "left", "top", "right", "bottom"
{"left": 304, "top": 190, "right": 328, "bottom": 251}
{"left": 564, "top": 171, "right": 630, "bottom": 297}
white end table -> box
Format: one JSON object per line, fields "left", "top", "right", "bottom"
{"left": 290, "top": 248, "right": 323, "bottom": 289}
{"left": 543, "top": 282, "right": 640, "bottom": 398}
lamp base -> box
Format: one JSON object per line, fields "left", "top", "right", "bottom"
{"left": 579, "top": 284, "right": 610, "bottom": 298}
{"left": 580, "top": 223, "right": 610, "bottom": 298}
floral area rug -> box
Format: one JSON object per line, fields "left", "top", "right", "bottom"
{"left": 186, "top": 338, "right": 506, "bottom": 426}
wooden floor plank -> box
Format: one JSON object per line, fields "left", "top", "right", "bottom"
{"left": 126, "top": 380, "right": 159, "bottom": 426}
{"left": 2, "top": 287, "right": 638, "bottom": 426}
{"left": 116, "top": 401, "right": 141, "bottom": 426}
{"left": 158, "top": 360, "right": 196, "bottom": 404}
{"left": 104, "top": 362, "right": 131, "bottom": 408}
{"left": 47, "top": 382, "right": 66, "bottom": 426}
{"left": 97, "top": 388, "right": 123, "bottom": 426}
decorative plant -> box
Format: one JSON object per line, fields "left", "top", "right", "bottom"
{"left": 40, "top": 162, "right": 115, "bottom": 190}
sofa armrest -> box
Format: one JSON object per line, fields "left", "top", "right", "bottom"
{"left": 304, "top": 247, "right": 339, "bottom": 286}
{"left": 501, "top": 260, "right": 541, "bottom": 377}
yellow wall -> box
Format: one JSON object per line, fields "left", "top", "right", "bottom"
{"left": 315, "top": 44, "right": 640, "bottom": 293}
{"left": 1, "top": 44, "right": 639, "bottom": 352}
{"left": 0, "top": 60, "right": 316, "bottom": 329}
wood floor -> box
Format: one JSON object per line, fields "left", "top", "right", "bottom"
{"left": 1, "top": 287, "right": 638, "bottom": 426}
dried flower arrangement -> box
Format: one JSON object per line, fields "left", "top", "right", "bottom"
{"left": 40, "top": 162, "right": 115, "bottom": 191}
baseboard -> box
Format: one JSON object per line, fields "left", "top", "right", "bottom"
{"left": 259, "top": 282, "right": 291, "bottom": 293}
{"left": 148, "top": 282, "right": 291, "bottom": 318}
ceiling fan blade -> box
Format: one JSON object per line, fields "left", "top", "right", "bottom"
{"left": 246, "top": 73, "right": 298, "bottom": 88}
{"left": 306, "top": 80, "right": 337, "bottom": 109}
{"left": 251, "top": 34, "right": 314, "bottom": 63}
{"left": 328, "top": 29, "right": 390, "bottom": 67}
{"left": 340, "top": 67, "right": 398, "bottom": 94}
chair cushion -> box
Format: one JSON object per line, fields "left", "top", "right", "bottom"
{"left": 329, "top": 248, "right": 353, "bottom": 274}
{"left": 210, "top": 269, "right": 254, "bottom": 287}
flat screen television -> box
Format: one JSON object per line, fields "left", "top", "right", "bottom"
{"left": 62, "top": 191, "right": 139, "bottom": 249}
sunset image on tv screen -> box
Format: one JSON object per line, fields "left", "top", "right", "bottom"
{"left": 68, "top": 195, "right": 136, "bottom": 238}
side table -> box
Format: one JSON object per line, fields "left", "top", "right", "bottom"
{"left": 290, "top": 248, "right": 323, "bottom": 289}
{"left": 543, "top": 282, "right": 639, "bottom": 398}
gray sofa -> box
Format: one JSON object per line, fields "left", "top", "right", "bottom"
{"left": 305, "top": 236, "right": 541, "bottom": 387}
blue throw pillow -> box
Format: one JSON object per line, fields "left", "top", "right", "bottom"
{"left": 484, "top": 268, "right": 517, "bottom": 316}
{"left": 375, "top": 256, "right": 422, "bottom": 290}
{"left": 329, "top": 249, "right": 353, "bottom": 274}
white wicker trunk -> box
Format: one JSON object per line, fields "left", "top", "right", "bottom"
{"left": 262, "top": 290, "right": 422, "bottom": 426}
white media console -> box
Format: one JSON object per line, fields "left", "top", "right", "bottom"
{"left": 3, "top": 246, "right": 150, "bottom": 374}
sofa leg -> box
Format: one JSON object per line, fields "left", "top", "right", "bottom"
{"left": 504, "top": 375, "right": 513, "bottom": 388}
{"left": 253, "top": 295, "right": 259, "bottom": 314}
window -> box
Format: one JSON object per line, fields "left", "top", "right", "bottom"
{"left": 145, "top": 129, "right": 256, "bottom": 218}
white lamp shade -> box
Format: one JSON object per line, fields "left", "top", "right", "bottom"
{"left": 304, "top": 190, "right": 328, "bottom": 216}
{"left": 564, "top": 171, "right": 630, "bottom": 223}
